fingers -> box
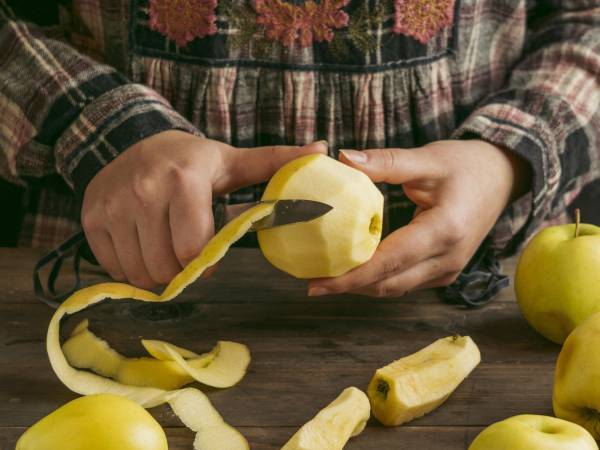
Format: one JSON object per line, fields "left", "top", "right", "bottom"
{"left": 109, "top": 217, "right": 156, "bottom": 289}
{"left": 169, "top": 180, "right": 215, "bottom": 267}
{"left": 339, "top": 148, "right": 442, "bottom": 184}
{"left": 308, "top": 213, "right": 441, "bottom": 296}
{"left": 135, "top": 203, "right": 182, "bottom": 285}
{"left": 349, "top": 257, "right": 446, "bottom": 298}
{"left": 84, "top": 228, "right": 125, "bottom": 281}
{"left": 216, "top": 141, "right": 328, "bottom": 193}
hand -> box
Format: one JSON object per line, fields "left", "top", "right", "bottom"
{"left": 82, "top": 130, "right": 327, "bottom": 288}
{"left": 308, "top": 140, "right": 530, "bottom": 298}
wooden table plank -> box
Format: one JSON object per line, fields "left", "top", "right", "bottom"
{"left": 0, "top": 248, "right": 558, "bottom": 450}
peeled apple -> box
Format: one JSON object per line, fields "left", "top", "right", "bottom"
{"left": 367, "top": 336, "right": 481, "bottom": 426}
{"left": 16, "top": 394, "right": 167, "bottom": 450}
{"left": 258, "top": 154, "right": 384, "bottom": 278}
{"left": 281, "top": 387, "right": 370, "bottom": 450}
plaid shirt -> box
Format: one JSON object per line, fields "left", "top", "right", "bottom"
{"left": 1, "top": 0, "right": 599, "bottom": 305}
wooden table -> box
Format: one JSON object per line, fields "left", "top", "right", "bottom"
{"left": 0, "top": 248, "right": 560, "bottom": 450}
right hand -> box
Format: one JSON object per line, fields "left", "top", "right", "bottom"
{"left": 82, "top": 130, "right": 327, "bottom": 288}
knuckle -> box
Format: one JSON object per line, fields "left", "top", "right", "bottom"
{"left": 81, "top": 210, "right": 99, "bottom": 234}
{"left": 132, "top": 174, "right": 157, "bottom": 204}
{"left": 380, "top": 257, "right": 401, "bottom": 278}
{"left": 378, "top": 150, "right": 397, "bottom": 171}
{"left": 103, "top": 197, "right": 123, "bottom": 221}
{"left": 439, "top": 216, "right": 464, "bottom": 247}
{"left": 372, "top": 283, "right": 391, "bottom": 298}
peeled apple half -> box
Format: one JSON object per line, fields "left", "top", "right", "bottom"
{"left": 281, "top": 387, "right": 370, "bottom": 450}
{"left": 258, "top": 154, "right": 384, "bottom": 278}
{"left": 16, "top": 394, "right": 168, "bottom": 450}
{"left": 368, "top": 336, "right": 481, "bottom": 426}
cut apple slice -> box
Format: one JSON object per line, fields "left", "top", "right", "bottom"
{"left": 368, "top": 336, "right": 481, "bottom": 426}
{"left": 281, "top": 387, "right": 370, "bottom": 450}
{"left": 46, "top": 202, "right": 274, "bottom": 450}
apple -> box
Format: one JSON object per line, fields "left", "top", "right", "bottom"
{"left": 554, "top": 311, "right": 600, "bottom": 440}
{"left": 367, "top": 336, "right": 480, "bottom": 426}
{"left": 469, "top": 415, "right": 598, "bottom": 450}
{"left": 515, "top": 211, "right": 600, "bottom": 344}
{"left": 281, "top": 387, "right": 370, "bottom": 450}
{"left": 258, "top": 153, "right": 384, "bottom": 278}
{"left": 16, "top": 394, "right": 168, "bottom": 450}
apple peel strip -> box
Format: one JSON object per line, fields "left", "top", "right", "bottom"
{"left": 46, "top": 202, "right": 274, "bottom": 450}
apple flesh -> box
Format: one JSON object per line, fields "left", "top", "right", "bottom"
{"left": 16, "top": 394, "right": 168, "bottom": 450}
{"left": 281, "top": 387, "right": 370, "bottom": 450}
{"left": 367, "top": 336, "right": 480, "bottom": 426}
{"left": 554, "top": 311, "right": 600, "bottom": 440}
{"left": 258, "top": 154, "right": 384, "bottom": 278}
{"left": 515, "top": 222, "right": 600, "bottom": 344}
{"left": 468, "top": 415, "right": 598, "bottom": 450}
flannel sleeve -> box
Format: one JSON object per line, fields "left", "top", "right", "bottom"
{"left": 0, "top": 3, "right": 200, "bottom": 200}
{"left": 445, "top": 1, "right": 600, "bottom": 306}
{"left": 454, "top": 1, "right": 600, "bottom": 256}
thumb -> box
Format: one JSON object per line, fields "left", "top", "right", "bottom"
{"left": 217, "top": 141, "right": 328, "bottom": 193}
{"left": 339, "top": 148, "right": 441, "bottom": 184}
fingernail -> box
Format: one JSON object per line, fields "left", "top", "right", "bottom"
{"left": 308, "top": 287, "right": 330, "bottom": 297}
{"left": 315, "top": 140, "right": 329, "bottom": 149}
{"left": 340, "top": 149, "right": 367, "bottom": 164}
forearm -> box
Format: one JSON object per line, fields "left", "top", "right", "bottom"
{"left": 0, "top": 5, "right": 199, "bottom": 198}
{"left": 453, "top": 2, "right": 600, "bottom": 256}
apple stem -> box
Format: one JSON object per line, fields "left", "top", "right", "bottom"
{"left": 575, "top": 208, "right": 581, "bottom": 238}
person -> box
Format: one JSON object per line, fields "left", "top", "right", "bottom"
{"left": 1, "top": 0, "right": 598, "bottom": 305}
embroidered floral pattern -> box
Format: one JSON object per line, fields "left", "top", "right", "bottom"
{"left": 256, "top": 0, "right": 350, "bottom": 48}
{"left": 149, "top": 0, "right": 218, "bottom": 46}
{"left": 393, "top": 0, "right": 454, "bottom": 44}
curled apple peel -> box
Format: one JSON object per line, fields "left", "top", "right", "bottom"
{"left": 45, "top": 202, "right": 274, "bottom": 450}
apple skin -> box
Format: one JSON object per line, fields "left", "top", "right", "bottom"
{"left": 468, "top": 415, "right": 598, "bottom": 450}
{"left": 515, "top": 223, "right": 600, "bottom": 344}
{"left": 554, "top": 311, "right": 600, "bottom": 440}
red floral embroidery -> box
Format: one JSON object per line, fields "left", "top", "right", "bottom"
{"left": 393, "top": 0, "right": 454, "bottom": 44}
{"left": 256, "top": 0, "right": 349, "bottom": 48}
{"left": 149, "top": 0, "right": 218, "bottom": 46}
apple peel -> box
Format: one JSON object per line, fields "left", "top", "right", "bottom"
{"left": 62, "top": 320, "right": 242, "bottom": 390}
{"left": 46, "top": 202, "right": 274, "bottom": 450}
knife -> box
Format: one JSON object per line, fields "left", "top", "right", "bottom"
{"left": 213, "top": 199, "right": 333, "bottom": 232}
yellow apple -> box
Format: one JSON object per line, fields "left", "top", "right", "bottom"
{"left": 258, "top": 154, "right": 384, "bottom": 278}
{"left": 554, "top": 311, "right": 600, "bottom": 440}
{"left": 281, "top": 386, "right": 370, "bottom": 450}
{"left": 16, "top": 394, "right": 168, "bottom": 450}
{"left": 468, "top": 415, "right": 598, "bottom": 450}
{"left": 515, "top": 218, "right": 600, "bottom": 344}
{"left": 367, "top": 336, "right": 480, "bottom": 426}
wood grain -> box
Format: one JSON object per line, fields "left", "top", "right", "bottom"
{"left": 0, "top": 248, "right": 559, "bottom": 450}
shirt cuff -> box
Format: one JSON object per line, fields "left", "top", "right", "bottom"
{"left": 55, "top": 83, "right": 201, "bottom": 203}
{"left": 443, "top": 103, "right": 554, "bottom": 306}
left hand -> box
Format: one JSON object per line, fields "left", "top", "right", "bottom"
{"left": 308, "top": 140, "right": 530, "bottom": 298}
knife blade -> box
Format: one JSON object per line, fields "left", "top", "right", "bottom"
{"left": 213, "top": 200, "right": 333, "bottom": 232}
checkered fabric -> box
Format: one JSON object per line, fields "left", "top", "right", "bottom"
{"left": 1, "top": 0, "right": 599, "bottom": 304}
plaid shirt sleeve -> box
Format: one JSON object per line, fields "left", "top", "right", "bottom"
{"left": 454, "top": 1, "right": 600, "bottom": 255}
{"left": 0, "top": 3, "right": 200, "bottom": 201}
{"left": 445, "top": 1, "right": 600, "bottom": 306}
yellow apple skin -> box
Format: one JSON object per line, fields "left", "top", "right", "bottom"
{"left": 16, "top": 394, "right": 168, "bottom": 450}
{"left": 468, "top": 415, "right": 598, "bottom": 450}
{"left": 515, "top": 223, "right": 600, "bottom": 344}
{"left": 554, "top": 311, "right": 600, "bottom": 440}
{"left": 258, "top": 154, "right": 384, "bottom": 278}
